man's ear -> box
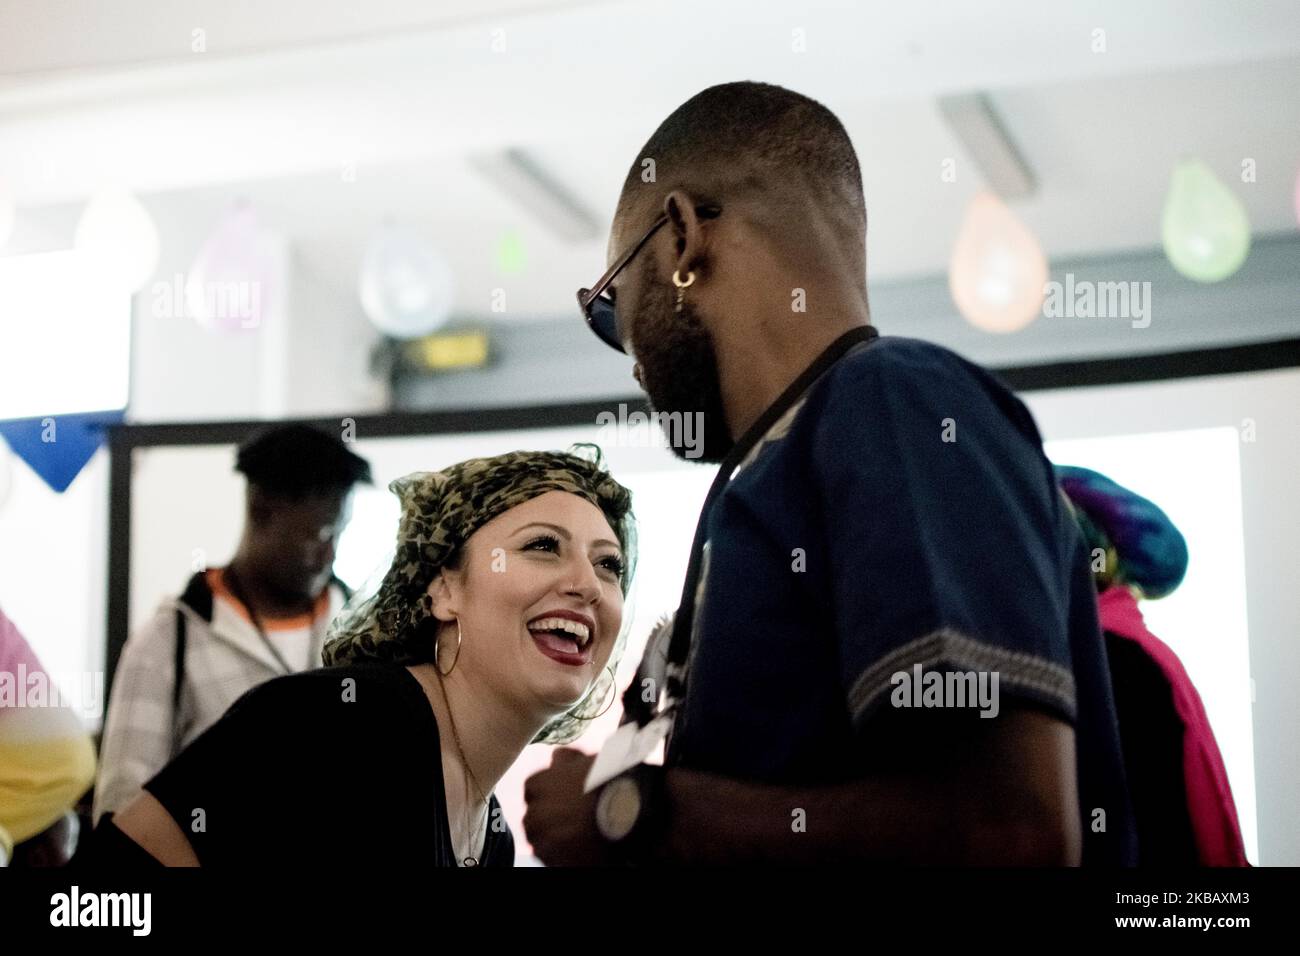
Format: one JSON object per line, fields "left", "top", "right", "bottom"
{"left": 664, "top": 189, "right": 710, "bottom": 280}
{"left": 426, "top": 567, "right": 460, "bottom": 623}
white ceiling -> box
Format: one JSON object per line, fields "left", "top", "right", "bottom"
{"left": 1, "top": 0, "right": 1298, "bottom": 322}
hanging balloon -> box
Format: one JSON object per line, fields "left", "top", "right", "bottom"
{"left": 948, "top": 192, "right": 1048, "bottom": 334}
{"left": 495, "top": 230, "right": 527, "bottom": 275}
{"left": 359, "top": 224, "right": 455, "bottom": 339}
{"left": 74, "top": 188, "right": 161, "bottom": 293}
{"left": 0, "top": 177, "right": 14, "bottom": 248}
{"left": 185, "top": 202, "right": 277, "bottom": 332}
{"left": 1161, "top": 158, "right": 1250, "bottom": 283}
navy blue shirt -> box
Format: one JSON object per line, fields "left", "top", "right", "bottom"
{"left": 656, "top": 330, "right": 1137, "bottom": 866}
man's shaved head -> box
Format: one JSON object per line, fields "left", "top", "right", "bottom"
{"left": 615, "top": 81, "right": 866, "bottom": 272}
{"left": 608, "top": 82, "right": 870, "bottom": 465}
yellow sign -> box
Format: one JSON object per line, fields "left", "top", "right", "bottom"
{"left": 409, "top": 330, "right": 490, "bottom": 370}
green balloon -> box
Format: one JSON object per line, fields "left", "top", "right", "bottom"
{"left": 496, "top": 231, "right": 527, "bottom": 275}
{"left": 1161, "top": 158, "right": 1251, "bottom": 282}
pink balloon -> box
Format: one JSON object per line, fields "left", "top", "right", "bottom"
{"left": 948, "top": 193, "right": 1048, "bottom": 333}
{"left": 185, "top": 203, "right": 277, "bottom": 332}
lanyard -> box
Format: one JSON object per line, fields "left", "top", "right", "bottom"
{"left": 621, "top": 324, "right": 880, "bottom": 728}
{"left": 223, "top": 564, "right": 322, "bottom": 675}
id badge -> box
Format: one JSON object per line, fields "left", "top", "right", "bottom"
{"left": 583, "top": 712, "right": 674, "bottom": 793}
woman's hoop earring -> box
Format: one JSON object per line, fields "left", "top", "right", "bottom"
{"left": 672, "top": 269, "right": 695, "bottom": 314}
{"left": 435, "top": 618, "right": 463, "bottom": 676}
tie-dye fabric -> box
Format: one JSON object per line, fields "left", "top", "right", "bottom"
{"left": 1054, "top": 464, "right": 1189, "bottom": 599}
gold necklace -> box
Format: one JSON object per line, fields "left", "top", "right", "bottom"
{"left": 435, "top": 672, "right": 489, "bottom": 866}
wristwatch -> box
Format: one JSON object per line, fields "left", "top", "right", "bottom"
{"left": 594, "top": 763, "right": 669, "bottom": 863}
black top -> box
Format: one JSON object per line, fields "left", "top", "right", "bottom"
{"left": 1105, "top": 632, "right": 1198, "bottom": 865}
{"left": 139, "top": 663, "right": 514, "bottom": 867}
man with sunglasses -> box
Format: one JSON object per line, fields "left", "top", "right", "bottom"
{"left": 524, "top": 82, "right": 1136, "bottom": 867}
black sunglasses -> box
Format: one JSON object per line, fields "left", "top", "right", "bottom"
{"left": 577, "top": 205, "right": 722, "bottom": 354}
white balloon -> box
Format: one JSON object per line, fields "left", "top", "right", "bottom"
{"left": 358, "top": 225, "right": 455, "bottom": 338}
{"left": 74, "top": 188, "right": 161, "bottom": 293}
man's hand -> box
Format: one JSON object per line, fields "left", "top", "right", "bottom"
{"left": 523, "top": 707, "right": 1080, "bottom": 866}
{"left": 522, "top": 748, "right": 612, "bottom": 866}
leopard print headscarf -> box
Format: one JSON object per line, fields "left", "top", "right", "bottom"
{"left": 322, "top": 444, "right": 636, "bottom": 744}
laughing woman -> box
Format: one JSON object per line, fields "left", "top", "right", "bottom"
{"left": 86, "top": 447, "right": 635, "bottom": 867}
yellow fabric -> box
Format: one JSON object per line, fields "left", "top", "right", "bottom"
{"left": 0, "top": 735, "right": 96, "bottom": 843}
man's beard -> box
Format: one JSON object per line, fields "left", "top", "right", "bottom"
{"left": 628, "top": 281, "right": 734, "bottom": 464}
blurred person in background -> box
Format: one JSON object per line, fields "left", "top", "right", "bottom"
{"left": 93, "top": 423, "right": 371, "bottom": 823}
{"left": 1056, "top": 464, "right": 1248, "bottom": 866}
{"left": 0, "top": 603, "right": 96, "bottom": 866}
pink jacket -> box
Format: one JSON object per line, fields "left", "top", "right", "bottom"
{"left": 1098, "top": 586, "right": 1248, "bottom": 867}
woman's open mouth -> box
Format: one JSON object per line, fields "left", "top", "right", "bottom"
{"left": 527, "top": 614, "right": 595, "bottom": 667}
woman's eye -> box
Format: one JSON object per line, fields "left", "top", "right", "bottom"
{"left": 523, "top": 535, "right": 622, "bottom": 580}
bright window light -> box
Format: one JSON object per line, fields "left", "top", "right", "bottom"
{"left": 0, "top": 249, "right": 131, "bottom": 419}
